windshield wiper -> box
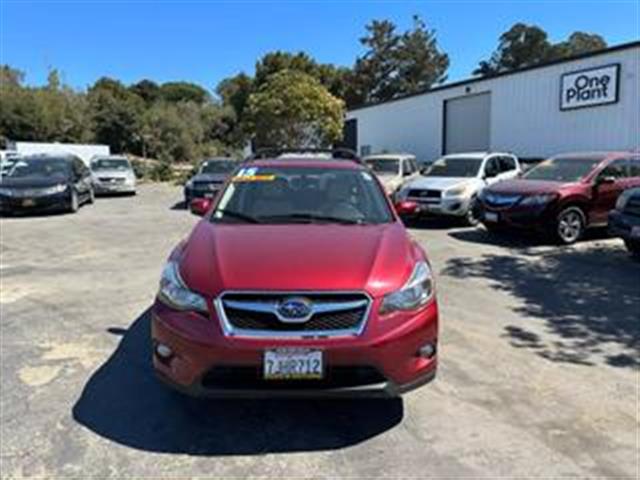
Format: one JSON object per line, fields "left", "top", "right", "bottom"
{"left": 213, "top": 209, "right": 261, "bottom": 223}
{"left": 259, "top": 213, "right": 363, "bottom": 225}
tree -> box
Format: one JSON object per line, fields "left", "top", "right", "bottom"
{"left": 475, "top": 25, "right": 609, "bottom": 76}
{"left": 129, "top": 79, "right": 160, "bottom": 104}
{"left": 551, "top": 32, "right": 607, "bottom": 58}
{"left": 245, "top": 70, "right": 344, "bottom": 148}
{"left": 474, "top": 23, "right": 552, "bottom": 76}
{"left": 159, "top": 81, "right": 210, "bottom": 104}
{"left": 87, "top": 77, "right": 144, "bottom": 153}
{"left": 350, "top": 16, "right": 449, "bottom": 105}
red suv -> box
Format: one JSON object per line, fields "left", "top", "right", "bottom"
{"left": 478, "top": 152, "right": 640, "bottom": 244}
{"left": 151, "top": 149, "right": 438, "bottom": 397}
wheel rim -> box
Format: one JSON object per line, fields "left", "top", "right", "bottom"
{"left": 466, "top": 208, "right": 479, "bottom": 225}
{"left": 558, "top": 211, "right": 582, "bottom": 243}
{"left": 72, "top": 193, "right": 78, "bottom": 210}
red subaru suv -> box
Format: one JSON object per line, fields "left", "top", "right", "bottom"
{"left": 151, "top": 149, "right": 438, "bottom": 397}
{"left": 478, "top": 152, "right": 640, "bottom": 244}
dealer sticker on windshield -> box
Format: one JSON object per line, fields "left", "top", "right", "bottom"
{"left": 232, "top": 167, "right": 276, "bottom": 182}
{"left": 264, "top": 348, "right": 323, "bottom": 380}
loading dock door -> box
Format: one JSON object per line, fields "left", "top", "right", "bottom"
{"left": 444, "top": 93, "right": 491, "bottom": 154}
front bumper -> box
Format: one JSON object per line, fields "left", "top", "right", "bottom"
{"left": 0, "top": 191, "right": 70, "bottom": 214}
{"left": 398, "top": 196, "right": 472, "bottom": 218}
{"left": 184, "top": 186, "right": 221, "bottom": 202}
{"left": 151, "top": 299, "right": 438, "bottom": 398}
{"left": 608, "top": 210, "right": 640, "bottom": 241}
{"left": 94, "top": 181, "right": 136, "bottom": 194}
{"left": 478, "top": 201, "right": 556, "bottom": 230}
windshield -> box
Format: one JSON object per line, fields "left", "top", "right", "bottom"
{"left": 211, "top": 166, "right": 393, "bottom": 224}
{"left": 91, "top": 159, "right": 131, "bottom": 171}
{"left": 365, "top": 158, "right": 400, "bottom": 175}
{"left": 523, "top": 157, "right": 602, "bottom": 182}
{"left": 201, "top": 160, "right": 236, "bottom": 174}
{"left": 7, "top": 158, "right": 70, "bottom": 179}
{"left": 424, "top": 157, "right": 483, "bottom": 178}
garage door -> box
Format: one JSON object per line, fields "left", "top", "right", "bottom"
{"left": 444, "top": 92, "right": 491, "bottom": 154}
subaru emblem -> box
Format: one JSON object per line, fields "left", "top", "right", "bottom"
{"left": 276, "top": 297, "right": 313, "bottom": 323}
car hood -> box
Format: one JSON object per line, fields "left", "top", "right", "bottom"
{"left": 486, "top": 179, "right": 567, "bottom": 195}
{"left": 405, "top": 176, "right": 478, "bottom": 191}
{"left": 190, "top": 173, "right": 228, "bottom": 183}
{"left": 0, "top": 175, "right": 68, "bottom": 188}
{"left": 92, "top": 169, "right": 132, "bottom": 178}
{"left": 179, "top": 221, "right": 419, "bottom": 299}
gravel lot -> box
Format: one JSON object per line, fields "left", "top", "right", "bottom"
{"left": 1, "top": 183, "right": 637, "bottom": 479}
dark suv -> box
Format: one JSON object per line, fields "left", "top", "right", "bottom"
{"left": 609, "top": 187, "right": 640, "bottom": 257}
{"left": 184, "top": 158, "right": 237, "bottom": 205}
{"left": 477, "top": 152, "right": 640, "bottom": 244}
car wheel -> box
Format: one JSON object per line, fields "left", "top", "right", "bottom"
{"left": 69, "top": 190, "right": 79, "bottom": 213}
{"left": 624, "top": 239, "right": 640, "bottom": 258}
{"left": 555, "top": 206, "right": 585, "bottom": 245}
{"left": 87, "top": 187, "right": 95, "bottom": 204}
{"left": 464, "top": 197, "right": 480, "bottom": 226}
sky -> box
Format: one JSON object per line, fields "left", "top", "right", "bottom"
{"left": 1, "top": 0, "right": 638, "bottom": 93}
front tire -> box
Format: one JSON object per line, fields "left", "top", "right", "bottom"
{"left": 87, "top": 187, "right": 95, "bottom": 204}
{"left": 464, "top": 197, "right": 480, "bottom": 226}
{"left": 68, "top": 190, "right": 79, "bottom": 213}
{"left": 555, "top": 206, "right": 585, "bottom": 245}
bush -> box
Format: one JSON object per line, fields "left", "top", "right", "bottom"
{"left": 148, "top": 162, "right": 174, "bottom": 182}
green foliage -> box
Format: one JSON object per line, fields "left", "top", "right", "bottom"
{"left": 475, "top": 24, "right": 608, "bottom": 76}
{"left": 349, "top": 16, "right": 449, "bottom": 105}
{"left": 148, "top": 161, "right": 174, "bottom": 182}
{"left": 245, "top": 70, "right": 344, "bottom": 148}
{"left": 159, "top": 82, "right": 210, "bottom": 104}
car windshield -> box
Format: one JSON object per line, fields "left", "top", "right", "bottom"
{"left": 424, "top": 157, "right": 483, "bottom": 178}
{"left": 6, "top": 158, "right": 70, "bottom": 179}
{"left": 365, "top": 158, "right": 400, "bottom": 175}
{"left": 211, "top": 166, "right": 393, "bottom": 224}
{"left": 91, "top": 159, "right": 130, "bottom": 171}
{"left": 523, "top": 157, "right": 602, "bottom": 182}
{"left": 201, "top": 160, "right": 236, "bottom": 174}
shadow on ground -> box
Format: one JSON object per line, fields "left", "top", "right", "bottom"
{"left": 73, "top": 309, "right": 403, "bottom": 455}
{"left": 442, "top": 243, "right": 640, "bottom": 369}
{"left": 404, "top": 216, "right": 468, "bottom": 230}
{"left": 170, "top": 201, "right": 187, "bottom": 210}
{"left": 448, "top": 226, "right": 612, "bottom": 248}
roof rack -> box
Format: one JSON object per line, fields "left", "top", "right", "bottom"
{"left": 247, "top": 147, "right": 362, "bottom": 164}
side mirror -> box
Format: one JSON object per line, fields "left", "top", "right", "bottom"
{"left": 596, "top": 175, "right": 616, "bottom": 186}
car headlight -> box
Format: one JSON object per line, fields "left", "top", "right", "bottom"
{"left": 616, "top": 190, "right": 634, "bottom": 211}
{"left": 157, "top": 261, "right": 208, "bottom": 313}
{"left": 185, "top": 180, "right": 194, "bottom": 189}
{"left": 42, "top": 184, "right": 68, "bottom": 195}
{"left": 444, "top": 185, "right": 470, "bottom": 197}
{"left": 0, "top": 187, "right": 16, "bottom": 196}
{"left": 379, "top": 261, "right": 434, "bottom": 315}
{"left": 518, "top": 193, "right": 556, "bottom": 206}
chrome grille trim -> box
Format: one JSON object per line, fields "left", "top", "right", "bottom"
{"left": 214, "top": 291, "right": 372, "bottom": 338}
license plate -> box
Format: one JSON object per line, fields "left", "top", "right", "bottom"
{"left": 264, "top": 348, "right": 323, "bottom": 380}
{"left": 632, "top": 226, "right": 640, "bottom": 239}
{"left": 22, "top": 199, "right": 36, "bottom": 207}
{"left": 204, "top": 192, "right": 215, "bottom": 198}
{"left": 485, "top": 212, "right": 499, "bottom": 222}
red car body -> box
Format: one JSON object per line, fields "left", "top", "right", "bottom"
{"left": 478, "top": 152, "right": 640, "bottom": 243}
{"left": 152, "top": 158, "right": 438, "bottom": 397}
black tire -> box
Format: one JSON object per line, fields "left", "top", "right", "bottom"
{"left": 624, "top": 239, "right": 640, "bottom": 258}
{"left": 555, "top": 206, "right": 586, "bottom": 245}
{"left": 464, "top": 197, "right": 480, "bottom": 226}
{"left": 68, "top": 190, "right": 79, "bottom": 213}
{"left": 482, "top": 222, "right": 502, "bottom": 234}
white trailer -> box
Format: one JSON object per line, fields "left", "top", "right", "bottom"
{"left": 9, "top": 142, "right": 110, "bottom": 165}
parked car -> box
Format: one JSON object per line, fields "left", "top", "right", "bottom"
{"left": 477, "top": 152, "right": 640, "bottom": 244}
{"left": 90, "top": 155, "right": 136, "bottom": 195}
{"left": 184, "top": 157, "right": 237, "bottom": 205}
{"left": 608, "top": 187, "right": 640, "bottom": 257}
{"left": 363, "top": 153, "right": 420, "bottom": 195}
{"left": 152, "top": 149, "right": 438, "bottom": 397}
{"left": 0, "top": 154, "right": 94, "bottom": 215}
{"left": 395, "top": 152, "right": 521, "bottom": 225}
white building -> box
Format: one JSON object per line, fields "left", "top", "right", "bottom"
{"left": 8, "top": 141, "right": 110, "bottom": 165}
{"left": 345, "top": 41, "right": 639, "bottom": 162}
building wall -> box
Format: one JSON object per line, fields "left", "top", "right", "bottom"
{"left": 347, "top": 45, "right": 639, "bottom": 162}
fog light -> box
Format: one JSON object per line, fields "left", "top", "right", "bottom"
{"left": 418, "top": 343, "right": 436, "bottom": 358}
{"left": 156, "top": 343, "right": 173, "bottom": 359}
